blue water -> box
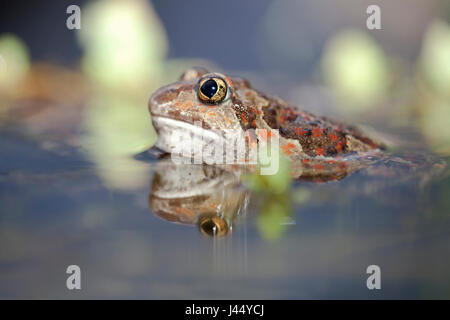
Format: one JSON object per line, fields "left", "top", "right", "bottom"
{"left": 0, "top": 125, "right": 449, "bottom": 299}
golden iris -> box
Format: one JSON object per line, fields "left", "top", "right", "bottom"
{"left": 197, "top": 76, "right": 228, "bottom": 104}
{"left": 198, "top": 215, "right": 229, "bottom": 237}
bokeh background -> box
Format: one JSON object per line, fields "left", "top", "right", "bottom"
{"left": 0, "top": 0, "right": 450, "bottom": 299}
{"left": 1, "top": 0, "right": 449, "bottom": 173}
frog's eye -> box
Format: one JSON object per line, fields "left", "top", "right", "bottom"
{"left": 198, "top": 215, "right": 229, "bottom": 237}
{"left": 197, "top": 76, "right": 229, "bottom": 104}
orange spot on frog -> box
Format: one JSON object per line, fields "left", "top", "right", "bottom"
{"left": 281, "top": 143, "right": 296, "bottom": 155}
{"left": 312, "top": 128, "right": 323, "bottom": 137}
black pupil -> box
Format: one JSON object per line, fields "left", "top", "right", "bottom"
{"left": 200, "top": 79, "right": 218, "bottom": 99}
{"left": 201, "top": 220, "right": 218, "bottom": 237}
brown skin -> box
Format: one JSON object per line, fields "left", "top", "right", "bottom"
{"left": 149, "top": 68, "right": 382, "bottom": 160}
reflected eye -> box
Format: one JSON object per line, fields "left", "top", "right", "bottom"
{"left": 198, "top": 215, "right": 229, "bottom": 237}
{"left": 197, "top": 76, "right": 228, "bottom": 104}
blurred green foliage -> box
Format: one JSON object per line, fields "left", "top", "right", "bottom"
{"left": 419, "top": 20, "right": 450, "bottom": 98}
{"left": 256, "top": 192, "right": 291, "bottom": 241}
{"left": 418, "top": 19, "right": 450, "bottom": 155}
{"left": 243, "top": 151, "right": 294, "bottom": 240}
{"left": 0, "top": 34, "right": 30, "bottom": 91}
{"left": 77, "top": 0, "right": 168, "bottom": 190}
{"left": 77, "top": 0, "right": 168, "bottom": 90}
{"left": 321, "top": 29, "right": 389, "bottom": 111}
{"left": 243, "top": 150, "right": 291, "bottom": 195}
{"left": 81, "top": 93, "right": 157, "bottom": 156}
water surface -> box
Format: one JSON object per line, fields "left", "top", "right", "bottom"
{"left": 1, "top": 120, "right": 449, "bottom": 299}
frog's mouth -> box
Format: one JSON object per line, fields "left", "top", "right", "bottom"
{"left": 151, "top": 116, "right": 226, "bottom": 155}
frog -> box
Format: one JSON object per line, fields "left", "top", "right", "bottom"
{"left": 146, "top": 68, "right": 446, "bottom": 236}
{"left": 147, "top": 67, "right": 448, "bottom": 183}
{"left": 149, "top": 67, "right": 383, "bottom": 163}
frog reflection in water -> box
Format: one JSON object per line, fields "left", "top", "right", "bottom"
{"left": 147, "top": 68, "right": 444, "bottom": 237}
{"left": 147, "top": 151, "right": 442, "bottom": 238}
{"left": 149, "top": 156, "right": 249, "bottom": 237}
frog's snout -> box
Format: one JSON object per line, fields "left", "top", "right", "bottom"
{"left": 149, "top": 84, "right": 174, "bottom": 116}
{"left": 150, "top": 82, "right": 196, "bottom": 114}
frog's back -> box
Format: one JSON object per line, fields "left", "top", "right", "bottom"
{"left": 230, "top": 81, "right": 383, "bottom": 159}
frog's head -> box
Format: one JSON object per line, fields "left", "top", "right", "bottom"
{"left": 149, "top": 67, "right": 254, "bottom": 154}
